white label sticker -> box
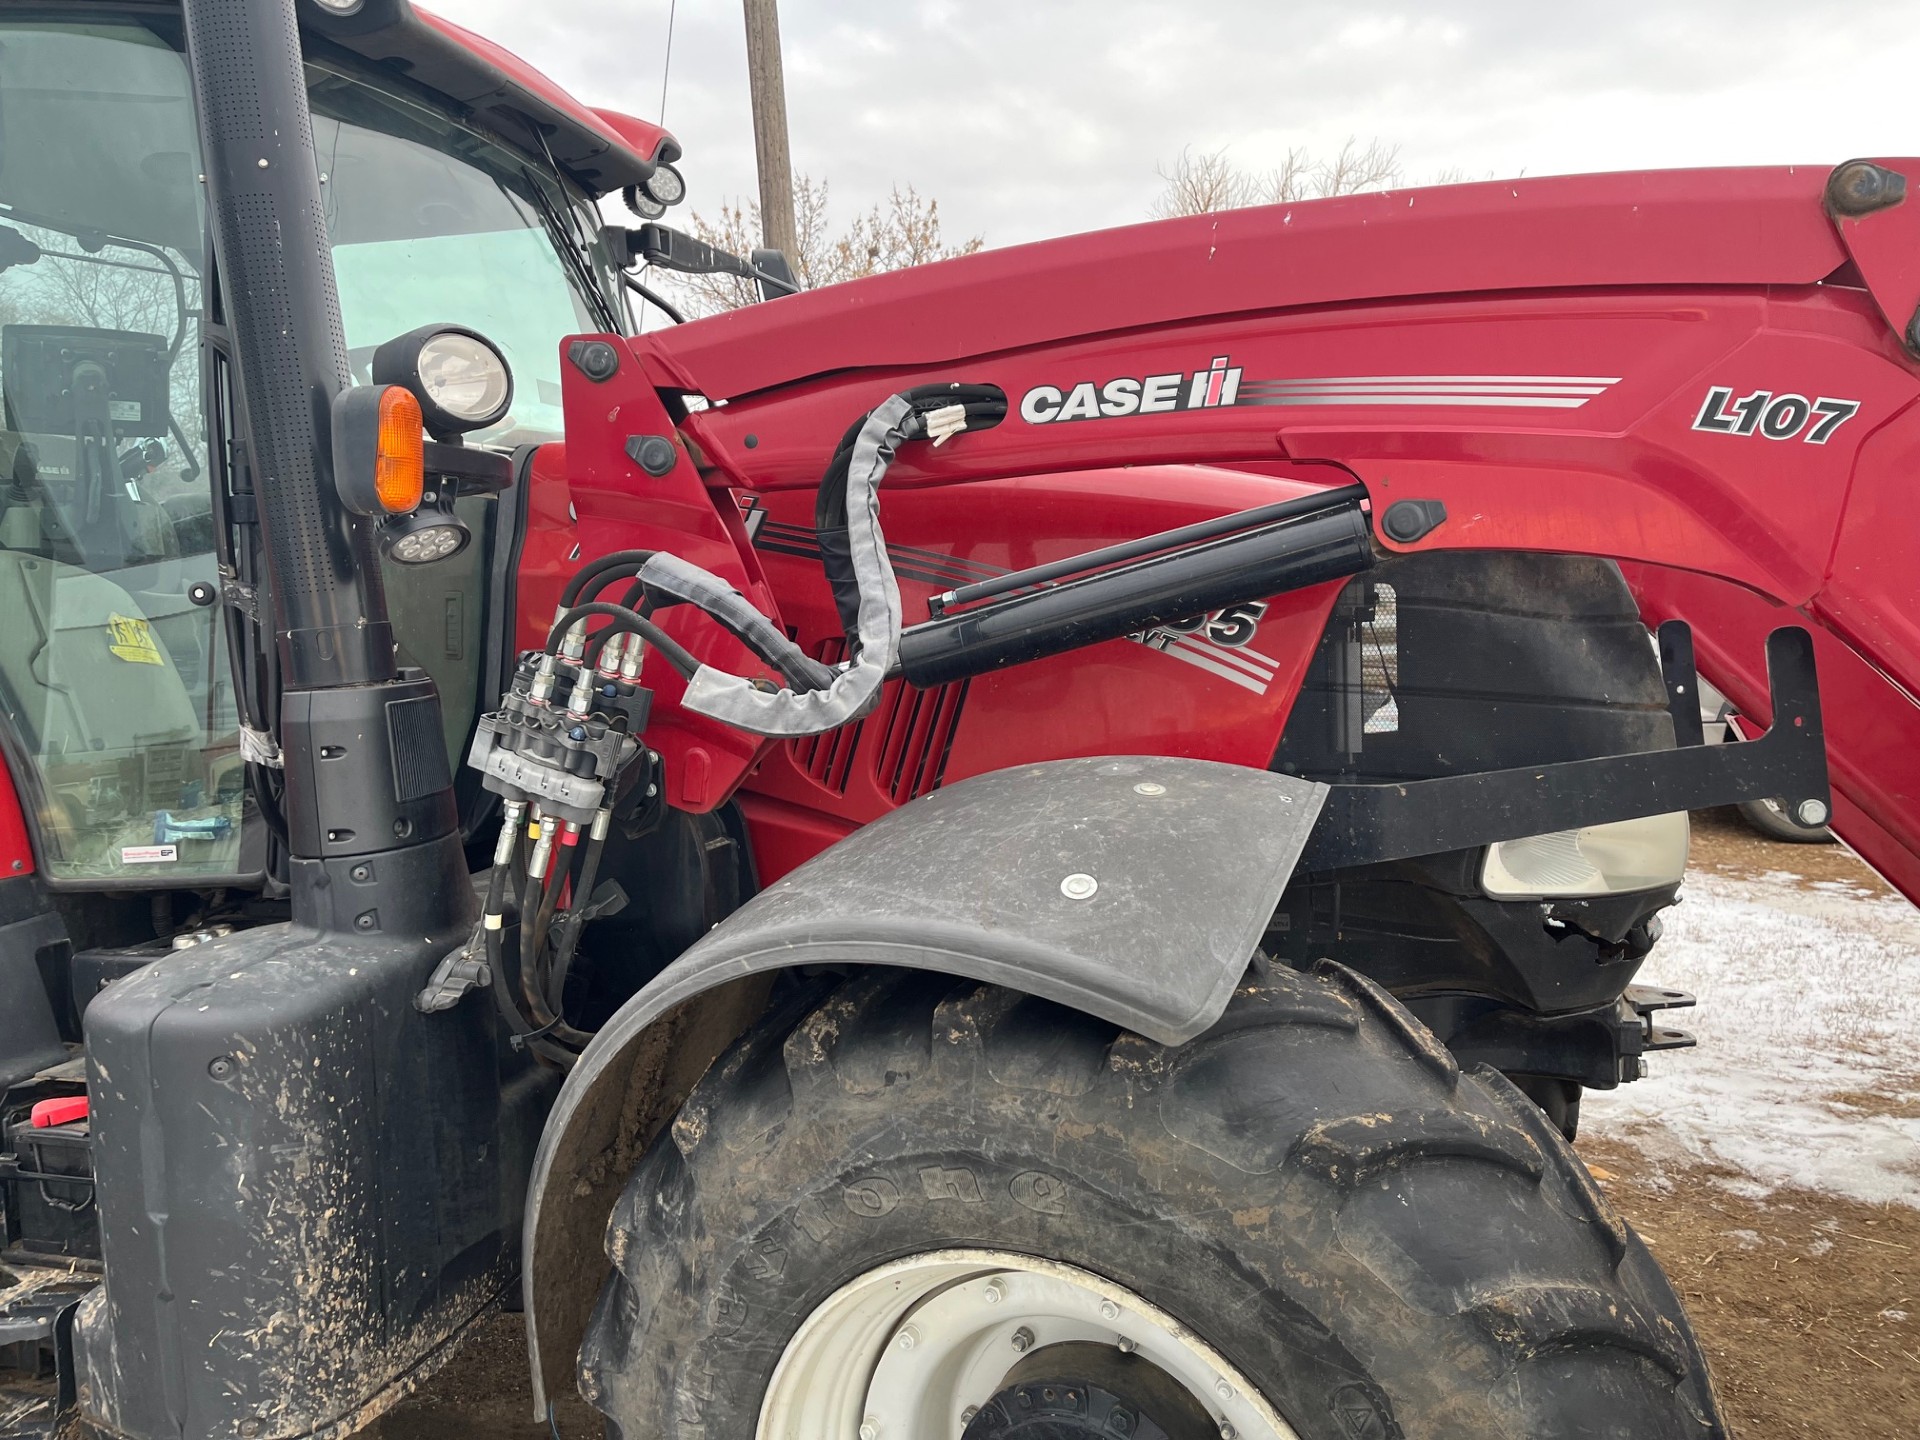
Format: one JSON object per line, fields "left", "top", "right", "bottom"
{"left": 121, "top": 844, "right": 178, "bottom": 865}
{"left": 109, "top": 400, "right": 143, "bottom": 423}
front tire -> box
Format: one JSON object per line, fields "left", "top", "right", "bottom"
{"left": 579, "top": 966, "right": 1725, "bottom": 1439}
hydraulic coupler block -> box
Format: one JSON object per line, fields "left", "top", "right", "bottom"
{"left": 466, "top": 651, "right": 653, "bottom": 824}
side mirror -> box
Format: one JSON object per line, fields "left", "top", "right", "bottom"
{"left": 600, "top": 223, "right": 799, "bottom": 298}
{"left": 750, "top": 247, "right": 798, "bottom": 301}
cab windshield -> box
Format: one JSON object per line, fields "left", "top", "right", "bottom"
{"left": 0, "top": 13, "right": 620, "bottom": 884}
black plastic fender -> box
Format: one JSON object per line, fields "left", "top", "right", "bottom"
{"left": 521, "top": 754, "right": 1326, "bottom": 1412}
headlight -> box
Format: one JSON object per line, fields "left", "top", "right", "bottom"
{"left": 1481, "top": 811, "right": 1689, "bottom": 899}
{"left": 371, "top": 324, "right": 514, "bottom": 437}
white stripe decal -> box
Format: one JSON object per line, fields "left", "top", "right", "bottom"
{"left": 1245, "top": 384, "right": 1609, "bottom": 397}
{"left": 1242, "top": 394, "right": 1592, "bottom": 408}
{"left": 1155, "top": 644, "right": 1271, "bottom": 694}
{"left": 1246, "top": 374, "right": 1622, "bottom": 385}
{"left": 1235, "top": 373, "right": 1618, "bottom": 410}
{"left": 1176, "top": 636, "right": 1278, "bottom": 680}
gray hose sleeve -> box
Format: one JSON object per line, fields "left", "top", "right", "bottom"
{"left": 676, "top": 394, "right": 913, "bottom": 736}
{"left": 638, "top": 553, "right": 838, "bottom": 691}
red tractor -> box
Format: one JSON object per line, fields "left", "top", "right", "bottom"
{"left": 0, "top": 2, "right": 1913, "bottom": 1438}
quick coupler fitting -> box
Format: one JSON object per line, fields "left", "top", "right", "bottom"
{"left": 529, "top": 656, "right": 558, "bottom": 707}
{"left": 528, "top": 819, "right": 557, "bottom": 880}
{"left": 493, "top": 800, "right": 526, "bottom": 866}
{"left": 565, "top": 674, "right": 597, "bottom": 720}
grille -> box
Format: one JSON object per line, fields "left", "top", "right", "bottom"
{"left": 790, "top": 640, "right": 968, "bottom": 802}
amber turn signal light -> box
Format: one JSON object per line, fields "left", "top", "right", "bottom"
{"left": 331, "top": 383, "right": 425, "bottom": 517}
{"left": 373, "top": 386, "right": 425, "bottom": 513}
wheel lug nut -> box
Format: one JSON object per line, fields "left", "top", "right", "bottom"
{"left": 1117, "top": 1336, "right": 1136, "bottom": 1353}
{"left": 896, "top": 1325, "right": 920, "bottom": 1352}
{"left": 960, "top": 1406, "right": 979, "bottom": 1424}
{"left": 859, "top": 1419, "right": 879, "bottom": 1440}
{"left": 1219, "top": 1426, "right": 1236, "bottom": 1440}
{"left": 1011, "top": 1325, "right": 1035, "bottom": 1353}
{"left": 1214, "top": 1379, "right": 1235, "bottom": 1401}
{"left": 1100, "top": 1300, "right": 1121, "bottom": 1320}
{"left": 983, "top": 1279, "right": 1006, "bottom": 1304}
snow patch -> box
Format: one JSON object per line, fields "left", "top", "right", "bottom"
{"left": 1585, "top": 870, "right": 1920, "bottom": 1208}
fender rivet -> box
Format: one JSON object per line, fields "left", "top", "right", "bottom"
{"left": 1060, "top": 873, "right": 1098, "bottom": 901}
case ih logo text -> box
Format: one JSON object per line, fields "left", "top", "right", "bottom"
{"left": 1020, "top": 357, "right": 1242, "bottom": 424}
{"left": 1692, "top": 386, "right": 1860, "bottom": 443}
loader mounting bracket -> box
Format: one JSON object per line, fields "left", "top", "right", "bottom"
{"left": 1301, "top": 624, "right": 1828, "bottom": 871}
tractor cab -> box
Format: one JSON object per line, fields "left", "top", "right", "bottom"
{"left": 0, "top": 9, "right": 632, "bottom": 890}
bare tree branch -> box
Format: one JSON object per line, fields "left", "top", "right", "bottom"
{"left": 1149, "top": 146, "right": 1260, "bottom": 218}
{"left": 662, "top": 175, "right": 984, "bottom": 318}
{"left": 1154, "top": 138, "right": 1429, "bottom": 217}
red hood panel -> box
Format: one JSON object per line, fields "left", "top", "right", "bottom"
{"left": 644, "top": 166, "right": 1853, "bottom": 401}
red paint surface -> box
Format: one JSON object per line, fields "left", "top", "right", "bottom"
{"left": 417, "top": 8, "right": 672, "bottom": 183}
{"left": 641, "top": 166, "right": 1849, "bottom": 403}
{"left": 0, "top": 757, "right": 31, "bottom": 878}
{"left": 1627, "top": 563, "right": 1920, "bottom": 906}
{"left": 557, "top": 344, "right": 777, "bottom": 812}
{"left": 541, "top": 159, "right": 1920, "bottom": 904}
{"left": 732, "top": 793, "right": 853, "bottom": 886}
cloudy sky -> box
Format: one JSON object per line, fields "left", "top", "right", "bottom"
{"left": 442, "top": 0, "right": 1920, "bottom": 250}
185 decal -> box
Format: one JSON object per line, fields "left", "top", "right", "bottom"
{"left": 1691, "top": 387, "right": 1859, "bottom": 444}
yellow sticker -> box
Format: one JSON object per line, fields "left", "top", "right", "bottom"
{"left": 107, "top": 613, "right": 164, "bottom": 666}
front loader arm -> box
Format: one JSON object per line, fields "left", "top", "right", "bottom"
{"left": 588, "top": 160, "right": 1920, "bottom": 901}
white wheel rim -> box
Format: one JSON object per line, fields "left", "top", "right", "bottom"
{"left": 756, "top": 1247, "right": 1300, "bottom": 1440}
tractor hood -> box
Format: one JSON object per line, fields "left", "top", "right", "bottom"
{"left": 639, "top": 165, "right": 1863, "bottom": 401}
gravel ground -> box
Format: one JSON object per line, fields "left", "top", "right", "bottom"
{"left": 374, "top": 807, "right": 1920, "bottom": 1439}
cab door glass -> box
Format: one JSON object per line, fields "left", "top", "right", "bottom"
{"left": 0, "top": 17, "right": 242, "bottom": 883}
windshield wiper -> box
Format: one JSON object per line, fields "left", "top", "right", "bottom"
{"left": 516, "top": 166, "right": 622, "bottom": 335}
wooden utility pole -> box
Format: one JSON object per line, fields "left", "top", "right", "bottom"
{"left": 742, "top": 0, "right": 798, "bottom": 257}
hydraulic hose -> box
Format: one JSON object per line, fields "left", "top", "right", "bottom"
{"left": 545, "top": 823, "right": 607, "bottom": 1018}
{"left": 544, "top": 600, "right": 702, "bottom": 677}
{"left": 481, "top": 858, "right": 576, "bottom": 1068}
{"left": 648, "top": 388, "right": 1002, "bottom": 737}
{"left": 815, "top": 383, "right": 1007, "bottom": 643}
{"left": 559, "top": 551, "right": 659, "bottom": 611}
